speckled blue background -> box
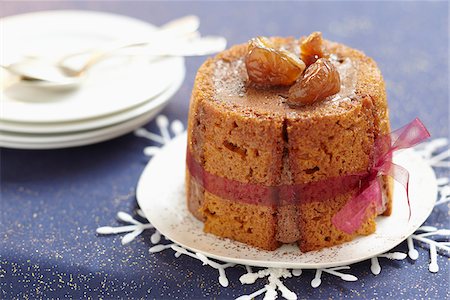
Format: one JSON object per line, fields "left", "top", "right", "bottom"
{"left": 1, "top": 1, "right": 449, "bottom": 299}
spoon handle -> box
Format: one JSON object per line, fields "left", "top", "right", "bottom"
{"left": 62, "top": 15, "right": 201, "bottom": 74}
{"left": 137, "top": 36, "right": 227, "bottom": 57}
{"left": 75, "top": 35, "right": 227, "bottom": 75}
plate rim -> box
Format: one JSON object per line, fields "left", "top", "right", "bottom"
{"left": 137, "top": 132, "right": 438, "bottom": 269}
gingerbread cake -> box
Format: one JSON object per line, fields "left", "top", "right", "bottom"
{"left": 185, "top": 33, "right": 392, "bottom": 252}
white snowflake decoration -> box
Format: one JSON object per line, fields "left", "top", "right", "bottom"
{"left": 237, "top": 267, "right": 300, "bottom": 300}
{"left": 415, "top": 137, "right": 450, "bottom": 168}
{"left": 435, "top": 177, "right": 450, "bottom": 206}
{"left": 134, "top": 115, "right": 184, "bottom": 157}
{"left": 370, "top": 252, "right": 407, "bottom": 275}
{"left": 96, "top": 211, "right": 158, "bottom": 245}
{"left": 97, "top": 117, "right": 450, "bottom": 300}
{"left": 407, "top": 226, "right": 450, "bottom": 273}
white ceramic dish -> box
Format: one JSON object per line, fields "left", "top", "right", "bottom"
{"left": 0, "top": 65, "right": 184, "bottom": 149}
{"left": 0, "top": 61, "right": 184, "bottom": 134}
{"left": 0, "top": 10, "right": 184, "bottom": 123}
{"left": 137, "top": 133, "right": 437, "bottom": 269}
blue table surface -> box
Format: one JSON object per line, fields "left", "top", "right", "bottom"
{"left": 1, "top": 1, "right": 449, "bottom": 299}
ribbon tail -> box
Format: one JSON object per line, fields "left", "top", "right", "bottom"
{"left": 332, "top": 180, "right": 381, "bottom": 234}
{"left": 376, "top": 118, "right": 431, "bottom": 163}
{"left": 391, "top": 118, "right": 431, "bottom": 151}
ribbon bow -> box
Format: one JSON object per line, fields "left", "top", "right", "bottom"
{"left": 331, "top": 118, "right": 430, "bottom": 234}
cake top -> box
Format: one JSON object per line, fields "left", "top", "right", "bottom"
{"left": 210, "top": 34, "right": 377, "bottom": 119}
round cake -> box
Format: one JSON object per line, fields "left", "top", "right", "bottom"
{"left": 186, "top": 35, "right": 392, "bottom": 252}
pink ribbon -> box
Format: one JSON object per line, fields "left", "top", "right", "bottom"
{"left": 187, "top": 151, "right": 366, "bottom": 207}
{"left": 331, "top": 118, "right": 430, "bottom": 234}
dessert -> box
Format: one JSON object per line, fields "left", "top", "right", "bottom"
{"left": 185, "top": 33, "right": 393, "bottom": 252}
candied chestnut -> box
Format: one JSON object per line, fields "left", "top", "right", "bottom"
{"left": 300, "top": 31, "right": 325, "bottom": 66}
{"left": 245, "top": 36, "right": 306, "bottom": 86}
{"left": 287, "top": 58, "right": 340, "bottom": 106}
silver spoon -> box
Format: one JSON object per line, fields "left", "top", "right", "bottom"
{"left": 0, "top": 15, "right": 215, "bottom": 90}
{"left": 3, "top": 35, "right": 226, "bottom": 91}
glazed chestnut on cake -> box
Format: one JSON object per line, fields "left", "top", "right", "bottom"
{"left": 185, "top": 32, "right": 392, "bottom": 252}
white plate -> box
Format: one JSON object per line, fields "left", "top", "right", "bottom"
{"left": 0, "top": 60, "right": 185, "bottom": 134}
{"left": 0, "top": 10, "right": 184, "bottom": 123}
{"left": 0, "top": 65, "right": 184, "bottom": 149}
{"left": 137, "top": 133, "right": 437, "bottom": 269}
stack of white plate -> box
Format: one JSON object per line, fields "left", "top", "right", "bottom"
{"left": 0, "top": 11, "right": 185, "bottom": 149}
